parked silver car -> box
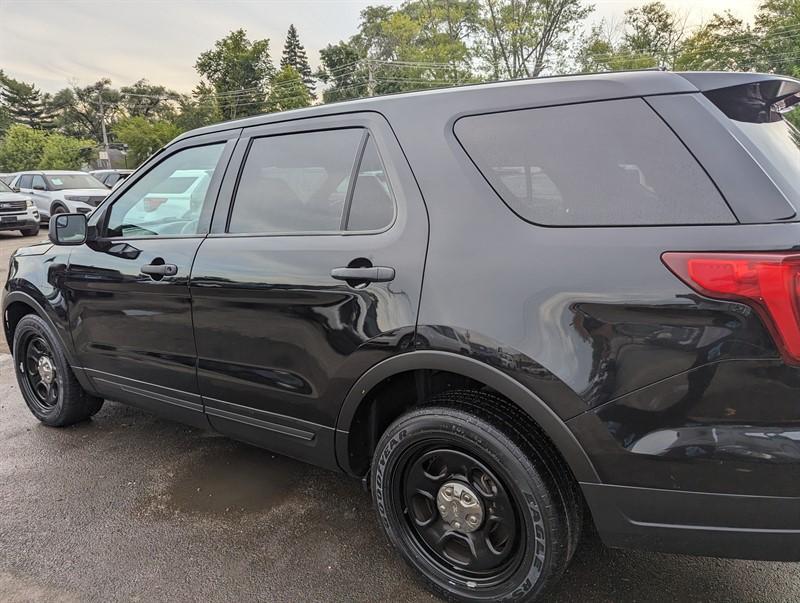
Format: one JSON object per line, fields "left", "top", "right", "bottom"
{"left": 0, "top": 178, "right": 39, "bottom": 235}
{"left": 9, "top": 171, "right": 109, "bottom": 221}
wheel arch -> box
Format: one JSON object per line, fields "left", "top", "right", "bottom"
{"left": 334, "top": 350, "right": 599, "bottom": 483}
{"left": 3, "top": 292, "right": 77, "bottom": 367}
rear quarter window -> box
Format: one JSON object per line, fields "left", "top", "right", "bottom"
{"left": 454, "top": 98, "right": 735, "bottom": 226}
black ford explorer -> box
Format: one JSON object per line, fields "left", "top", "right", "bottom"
{"left": 3, "top": 70, "right": 800, "bottom": 602}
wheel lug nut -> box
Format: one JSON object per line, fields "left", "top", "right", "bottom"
{"left": 439, "top": 505, "right": 446, "bottom": 511}
{"left": 467, "top": 515, "right": 478, "bottom": 524}
{"left": 445, "top": 487, "right": 453, "bottom": 496}
{"left": 463, "top": 494, "right": 471, "bottom": 503}
{"left": 453, "top": 521, "right": 461, "bottom": 529}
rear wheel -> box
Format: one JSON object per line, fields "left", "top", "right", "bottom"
{"left": 371, "top": 390, "right": 582, "bottom": 602}
{"left": 13, "top": 314, "right": 103, "bottom": 426}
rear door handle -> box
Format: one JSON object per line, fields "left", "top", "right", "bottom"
{"left": 330, "top": 266, "right": 395, "bottom": 283}
{"left": 141, "top": 263, "right": 178, "bottom": 277}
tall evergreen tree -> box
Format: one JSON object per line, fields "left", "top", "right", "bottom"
{"left": 281, "top": 24, "right": 316, "bottom": 98}
{"left": 0, "top": 73, "right": 53, "bottom": 129}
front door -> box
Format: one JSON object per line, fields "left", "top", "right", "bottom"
{"left": 190, "top": 114, "right": 428, "bottom": 466}
{"left": 65, "top": 133, "right": 237, "bottom": 427}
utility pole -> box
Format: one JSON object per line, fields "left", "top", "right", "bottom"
{"left": 97, "top": 90, "right": 110, "bottom": 168}
{"left": 367, "top": 60, "right": 375, "bottom": 97}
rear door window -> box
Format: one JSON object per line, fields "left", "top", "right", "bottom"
{"left": 18, "top": 175, "right": 33, "bottom": 189}
{"left": 229, "top": 128, "right": 395, "bottom": 235}
{"left": 455, "top": 98, "right": 735, "bottom": 226}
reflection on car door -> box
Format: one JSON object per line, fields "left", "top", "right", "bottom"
{"left": 190, "top": 115, "right": 428, "bottom": 467}
{"left": 64, "top": 131, "right": 239, "bottom": 427}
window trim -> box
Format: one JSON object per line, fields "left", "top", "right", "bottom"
{"left": 221, "top": 125, "right": 398, "bottom": 238}
{"left": 452, "top": 96, "right": 738, "bottom": 229}
{"left": 93, "top": 135, "right": 238, "bottom": 242}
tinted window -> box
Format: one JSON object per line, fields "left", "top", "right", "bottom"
{"left": 18, "top": 175, "right": 32, "bottom": 189}
{"left": 32, "top": 175, "right": 47, "bottom": 190}
{"left": 229, "top": 129, "right": 363, "bottom": 234}
{"left": 106, "top": 144, "right": 223, "bottom": 238}
{"left": 45, "top": 174, "right": 105, "bottom": 190}
{"left": 455, "top": 98, "right": 734, "bottom": 226}
{"left": 346, "top": 137, "right": 395, "bottom": 231}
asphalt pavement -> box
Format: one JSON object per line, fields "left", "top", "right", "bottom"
{"left": 0, "top": 229, "right": 798, "bottom": 602}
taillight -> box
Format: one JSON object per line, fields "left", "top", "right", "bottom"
{"left": 662, "top": 252, "right": 800, "bottom": 364}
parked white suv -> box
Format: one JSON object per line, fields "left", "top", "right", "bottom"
{"left": 9, "top": 171, "right": 109, "bottom": 221}
{"left": 0, "top": 178, "right": 39, "bottom": 236}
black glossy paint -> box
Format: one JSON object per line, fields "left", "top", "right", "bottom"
{"left": 4, "top": 70, "right": 800, "bottom": 562}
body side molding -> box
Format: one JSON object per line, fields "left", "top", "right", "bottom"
{"left": 334, "top": 350, "right": 599, "bottom": 482}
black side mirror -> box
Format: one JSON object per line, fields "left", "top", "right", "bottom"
{"left": 49, "top": 213, "right": 88, "bottom": 246}
{"left": 32, "top": 184, "right": 46, "bottom": 191}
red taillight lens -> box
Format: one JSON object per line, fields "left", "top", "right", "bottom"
{"left": 662, "top": 252, "right": 800, "bottom": 364}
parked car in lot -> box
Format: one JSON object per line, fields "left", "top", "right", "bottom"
{"left": 0, "top": 173, "right": 16, "bottom": 186}
{"left": 8, "top": 170, "right": 109, "bottom": 221}
{"left": 3, "top": 70, "right": 800, "bottom": 602}
{"left": 0, "top": 178, "right": 39, "bottom": 235}
{"left": 89, "top": 169, "right": 133, "bottom": 189}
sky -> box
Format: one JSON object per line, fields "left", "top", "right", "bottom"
{"left": 1, "top": 0, "right": 759, "bottom": 94}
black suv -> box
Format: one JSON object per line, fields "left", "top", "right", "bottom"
{"left": 4, "top": 71, "right": 800, "bottom": 602}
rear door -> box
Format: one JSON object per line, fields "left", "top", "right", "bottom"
{"left": 190, "top": 113, "right": 428, "bottom": 466}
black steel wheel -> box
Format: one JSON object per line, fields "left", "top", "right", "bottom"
{"left": 21, "top": 333, "right": 60, "bottom": 414}
{"left": 372, "top": 390, "right": 582, "bottom": 602}
{"left": 13, "top": 313, "right": 104, "bottom": 426}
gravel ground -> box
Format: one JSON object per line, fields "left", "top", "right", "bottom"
{"left": 1, "top": 229, "right": 799, "bottom": 602}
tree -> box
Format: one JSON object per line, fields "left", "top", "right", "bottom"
{"left": 39, "top": 133, "right": 95, "bottom": 170}
{"left": 318, "top": 41, "right": 369, "bottom": 102}
{"left": 0, "top": 124, "right": 47, "bottom": 171}
{"left": 112, "top": 116, "right": 181, "bottom": 166}
{"left": 0, "top": 73, "right": 53, "bottom": 129}
{"left": 195, "top": 29, "right": 275, "bottom": 120}
{"left": 281, "top": 24, "right": 316, "bottom": 98}
{"left": 50, "top": 79, "right": 122, "bottom": 142}
{"left": 478, "top": 0, "right": 593, "bottom": 79}
{"left": 120, "top": 79, "right": 181, "bottom": 120}
{"left": 266, "top": 66, "right": 312, "bottom": 113}
{"left": 175, "top": 82, "right": 222, "bottom": 131}
{"left": 754, "top": 0, "right": 800, "bottom": 79}
{"left": 676, "top": 12, "right": 758, "bottom": 71}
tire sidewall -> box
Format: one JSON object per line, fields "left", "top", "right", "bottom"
{"left": 13, "top": 314, "right": 70, "bottom": 424}
{"left": 372, "top": 410, "right": 554, "bottom": 602}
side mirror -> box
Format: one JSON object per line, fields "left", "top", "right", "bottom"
{"left": 11, "top": 186, "right": 20, "bottom": 193}
{"left": 32, "top": 184, "right": 46, "bottom": 191}
{"left": 49, "top": 213, "right": 88, "bottom": 246}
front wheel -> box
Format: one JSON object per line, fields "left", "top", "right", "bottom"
{"left": 20, "top": 224, "right": 40, "bottom": 236}
{"left": 13, "top": 314, "right": 104, "bottom": 426}
{"left": 371, "top": 391, "right": 582, "bottom": 602}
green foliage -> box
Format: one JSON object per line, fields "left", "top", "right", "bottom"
{"left": 676, "top": 13, "right": 758, "bottom": 71}
{"left": 478, "top": 0, "right": 593, "bottom": 78}
{"left": 50, "top": 79, "right": 122, "bottom": 142}
{"left": 195, "top": 29, "right": 275, "bottom": 120}
{"left": 120, "top": 79, "right": 181, "bottom": 120}
{"left": 39, "top": 133, "right": 95, "bottom": 170}
{"left": 0, "top": 124, "right": 47, "bottom": 171}
{"left": 175, "top": 82, "right": 222, "bottom": 131}
{"left": 267, "top": 66, "right": 312, "bottom": 113}
{"left": 113, "top": 116, "right": 181, "bottom": 166}
{"left": 0, "top": 72, "right": 53, "bottom": 129}
{"left": 281, "top": 24, "right": 316, "bottom": 98}
{"left": 755, "top": 0, "right": 800, "bottom": 79}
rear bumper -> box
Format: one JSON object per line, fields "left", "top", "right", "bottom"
{"left": 583, "top": 482, "right": 800, "bottom": 561}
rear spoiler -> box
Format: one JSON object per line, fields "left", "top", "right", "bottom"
{"left": 678, "top": 72, "right": 800, "bottom": 123}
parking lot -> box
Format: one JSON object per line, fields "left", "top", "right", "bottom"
{"left": 0, "top": 229, "right": 798, "bottom": 602}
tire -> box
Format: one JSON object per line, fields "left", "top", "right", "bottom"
{"left": 20, "top": 224, "right": 40, "bottom": 236}
{"left": 12, "top": 314, "right": 104, "bottom": 426}
{"left": 371, "top": 390, "right": 582, "bottom": 602}
{"left": 51, "top": 205, "right": 67, "bottom": 215}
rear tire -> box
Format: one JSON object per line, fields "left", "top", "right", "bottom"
{"left": 371, "top": 390, "right": 582, "bottom": 602}
{"left": 12, "top": 314, "right": 103, "bottom": 426}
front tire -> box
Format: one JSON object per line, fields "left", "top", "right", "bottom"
{"left": 13, "top": 314, "right": 103, "bottom": 426}
{"left": 371, "top": 390, "right": 582, "bottom": 602}
{"left": 20, "top": 224, "right": 40, "bottom": 236}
